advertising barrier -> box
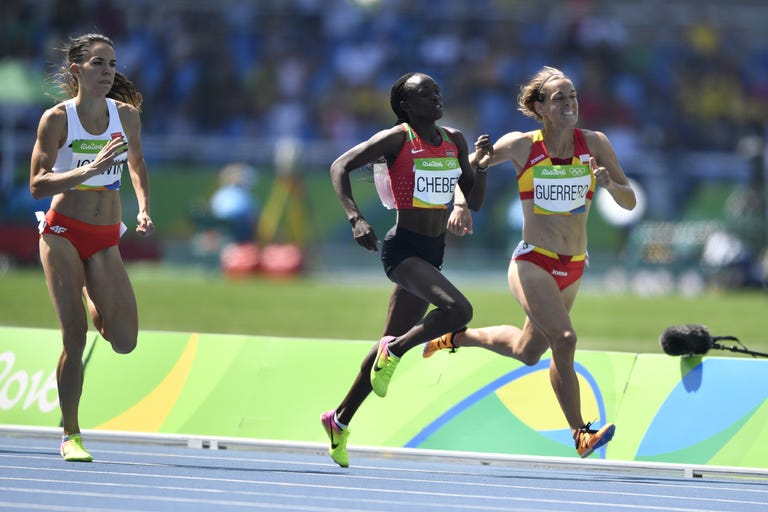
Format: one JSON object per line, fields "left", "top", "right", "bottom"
{"left": 1, "top": 327, "right": 765, "bottom": 467}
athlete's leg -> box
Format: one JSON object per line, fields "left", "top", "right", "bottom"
{"left": 39, "top": 234, "right": 89, "bottom": 437}
{"left": 511, "top": 260, "right": 584, "bottom": 430}
{"left": 444, "top": 258, "right": 550, "bottom": 364}
{"left": 335, "top": 285, "right": 429, "bottom": 425}
{"left": 83, "top": 246, "right": 138, "bottom": 354}
{"left": 385, "top": 256, "right": 473, "bottom": 357}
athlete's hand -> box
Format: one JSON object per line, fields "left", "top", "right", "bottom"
{"left": 474, "top": 134, "right": 494, "bottom": 169}
{"left": 447, "top": 203, "right": 473, "bottom": 236}
{"left": 136, "top": 212, "right": 154, "bottom": 237}
{"left": 351, "top": 217, "right": 379, "bottom": 252}
{"left": 90, "top": 137, "right": 128, "bottom": 175}
{"left": 590, "top": 157, "right": 611, "bottom": 188}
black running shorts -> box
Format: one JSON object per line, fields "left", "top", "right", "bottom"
{"left": 380, "top": 226, "right": 445, "bottom": 277}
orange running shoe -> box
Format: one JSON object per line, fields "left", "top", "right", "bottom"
{"left": 574, "top": 422, "right": 615, "bottom": 458}
{"left": 422, "top": 327, "right": 466, "bottom": 358}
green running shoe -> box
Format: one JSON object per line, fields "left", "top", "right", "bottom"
{"left": 60, "top": 434, "right": 93, "bottom": 462}
{"left": 321, "top": 410, "right": 350, "bottom": 468}
{"left": 370, "top": 336, "right": 400, "bottom": 397}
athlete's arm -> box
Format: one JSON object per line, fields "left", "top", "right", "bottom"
{"left": 120, "top": 103, "right": 154, "bottom": 236}
{"left": 584, "top": 130, "right": 636, "bottom": 210}
{"left": 30, "top": 105, "right": 128, "bottom": 199}
{"left": 449, "top": 127, "right": 486, "bottom": 212}
{"left": 330, "top": 127, "right": 405, "bottom": 251}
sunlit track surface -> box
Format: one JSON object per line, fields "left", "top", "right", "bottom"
{"left": 0, "top": 431, "right": 766, "bottom": 512}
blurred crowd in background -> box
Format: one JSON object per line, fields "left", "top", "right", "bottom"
{"left": 5, "top": 0, "right": 768, "bottom": 153}
{"left": 1, "top": 0, "right": 767, "bottom": 289}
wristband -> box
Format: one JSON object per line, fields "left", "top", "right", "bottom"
{"left": 475, "top": 165, "right": 488, "bottom": 173}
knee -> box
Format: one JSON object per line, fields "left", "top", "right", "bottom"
{"left": 110, "top": 337, "right": 137, "bottom": 354}
{"left": 550, "top": 331, "right": 578, "bottom": 359}
{"left": 519, "top": 346, "right": 546, "bottom": 366}
{"left": 517, "top": 332, "right": 550, "bottom": 366}
{"left": 61, "top": 326, "right": 88, "bottom": 356}
{"left": 444, "top": 297, "right": 473, "bottom": 331}
{"left": 62, "top": 336, "right": 87, "bottom": 358}
{"left": 101, "top": 322, "right": 138, "bottom": 354}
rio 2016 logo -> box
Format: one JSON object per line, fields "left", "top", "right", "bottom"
{"left": 0, "top": 352, "right": 58, "bottom": 412}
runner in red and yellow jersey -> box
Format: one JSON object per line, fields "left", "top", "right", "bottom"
{"left": 424, "top": 66, "right": 636, "bottom": 458}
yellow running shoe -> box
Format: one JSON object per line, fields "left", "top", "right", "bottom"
{"left": 422, "top": 327, "right": 466, "bottom": 358}
{"left": 370, "top": 336, "right": 399, "bottom": 397}
{"left": 320, "top": 410, "right": 350, "bottom": 468}
{"left": 574, "top": 422, "right": 615, "bottom": 458}
{"left": 60, "top": 434, "right": 93, "bottom": 462}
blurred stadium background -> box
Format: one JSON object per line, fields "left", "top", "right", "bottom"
{"left": 1, "top": 0, "right": 767, "bottom": 295}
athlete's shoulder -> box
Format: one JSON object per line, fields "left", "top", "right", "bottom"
{"left": 497, "top": 129, "right": 534, "bottom": 143}
{"left": 579, "top": 128, "right": 612, "bottom": 151}
{"left": 37, "top": 102, "right": 68, "bottom": 131}
{"left": 438, "top": 125, "right": 468, "bottom": 147}
{"left": 495, "top": 130, "right": 535, "bottom": 153}
{"left": 579, "top": 127, "right": 608, "bottom": 142}
{"left": 42, "top": 101, "right": 68, "bottom": 119}
{"left": 439, "top": 125, "right": 462, "bottom": 137}
{"left": 113, "top": 100, "right": 140, "bottom": 119}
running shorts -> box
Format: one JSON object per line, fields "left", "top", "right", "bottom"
{"left": 512, "top": 240, "right": 586, "bottom": 290}
{"left": 38, "top": 209, "right": 122, "bottom": 261}
{"left": 381, "top": 226, "right": 445, "bottom": 277}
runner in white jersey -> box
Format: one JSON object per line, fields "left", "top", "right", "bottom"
{"left": 29, "top": 33, "right": 154, "bottom": 462}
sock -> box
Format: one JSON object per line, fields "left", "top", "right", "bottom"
{"left": 385, "top": 338, "right": 402, "bottom": 359}
{"left": 334, "top": 413, "right": 348, "bottom": 430}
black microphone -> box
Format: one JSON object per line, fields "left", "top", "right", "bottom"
{"left": 660, "top": 324, "right": 715, "bottom": 356}
{"left": 659, "top": 324, "right": 755, "bottom": 357}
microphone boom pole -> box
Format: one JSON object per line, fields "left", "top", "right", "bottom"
{"left": 710, "top": 341, "right": 768, "bottom": 358}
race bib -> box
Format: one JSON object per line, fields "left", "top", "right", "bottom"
{"left": 532, "top": 164, "right": 591, "bottom": 215}
{"left": 412, "top": 157, "right": 461, "bottom": 208}
{"left": 71, "top": 138, "right": 125, "bottom": 191}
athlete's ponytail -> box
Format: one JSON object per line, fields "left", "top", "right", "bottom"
{"left": 50, "top": 33, "right": 143, "bottom": 110}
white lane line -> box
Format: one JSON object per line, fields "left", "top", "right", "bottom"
{"left": 0, "top": 502, "right": 149, "bottom": 512}
{"left": 0, "top": 484, "right": 746, "bottom": 512}
{"left": 0, "top": 466, "right": 764, "bottom": 510}
{"left": 2, "top": 447, "right": 767, "bottom": 498}
{"left": 4, "top": 453, "right": 768, "bottom": 501}
{"left": 0, "top": 476, "right": 537, "bottom": 512}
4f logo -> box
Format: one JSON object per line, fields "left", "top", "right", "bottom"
{"left": 49, "top": 225, "right": 67, "bottom": 234}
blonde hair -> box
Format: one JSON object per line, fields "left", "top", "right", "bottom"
{"left": 517, "top": 66, "right": 568, "bottom": 122}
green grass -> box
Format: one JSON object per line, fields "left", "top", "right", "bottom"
{"left": 2, "top": 265, "right": 766, "bottom": 356}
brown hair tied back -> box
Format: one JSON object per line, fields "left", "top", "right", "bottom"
{"left": 517, "top": 66, "right": 567, "bottom": 122}
{"left": 51, "top": 33, "right": 143, "bottom": 110}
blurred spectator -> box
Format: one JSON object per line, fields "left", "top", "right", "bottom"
{"left": 210, "top": 163, "right": 260, "bottom": 242}
{"left": 3, "top": 0, "right": 767, "bottom": 157}
{"left": 2, "top": 0, "right": 768, "bottom": 256}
